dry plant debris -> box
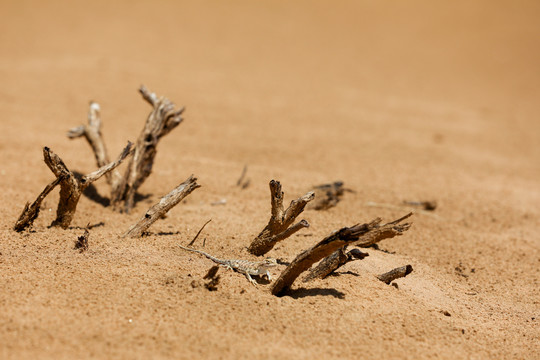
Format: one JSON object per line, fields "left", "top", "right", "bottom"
{"left": 271, "top": 213, "right": 413, "bottom": 296}
{"left": 74, "top": 228, "right": 90, "bottom": 252}
{"left": 303, "top": 247, "right": 368, "bottom": 282}
{"left": 377, "top": 265, "right": 413, "bottom": 284}
{"left": 68, "top": 86, "right": 185, "bottom": 213}
{"left": 403, "top": 200, "right": 437, "bottom": 211}
{"left": 308, "top": 181, "right": 352, "bottom": 210}
{"left": 188, "top": 219, "right": 212, "bottom": 246}
{"left": 178, "top": 244, "right": 278, "bottom": 285}
{"left": 111, "top": 86, "right": 185, "bottom": 212}
{"left": 14, "top": 143, "right": 133, "bottom": 231}
{"left": 123, "top": 175, "right": 200, "bottom": 238}
{"left": 248, "top": 180, "right": 314, "bottom": 256}
{"left": 236, "top": 165, "right": 250, "bottom": 189}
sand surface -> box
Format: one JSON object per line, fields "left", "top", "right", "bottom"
{"left": 1, "top": 1, "right": 539, "bottom": 359}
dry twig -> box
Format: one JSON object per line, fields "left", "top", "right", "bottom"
{"left": 303, "top": 247, "right": 368, "bottom": 282}
{"left": 123, "top": 175, "right": 200, "bottom": 237}
{"left": 247, "top": 180, "right": 314, "bottom": 256}
{"left": 377, "top": 264, "right": 413, "bottom": 284}
{"left": 271, "top": 213, "right": 412, "bottom": 296}
{"left": 111, "top": 85, "right": 185, "bottom": 212}
{"left": 188, "top": 219, "right": 212, "bottom": 246}
{"left": 43, "top": 143, "right": 133, "bottom": 229}
{"left": 14, "top": 176, "right": 64, "bottom": 232}
{"left": 236, "top": 165, "right": 250, "bottom": 189}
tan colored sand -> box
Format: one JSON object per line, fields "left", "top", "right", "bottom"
{"left": 1, "top": 1, "right": 539, "bottom": 359}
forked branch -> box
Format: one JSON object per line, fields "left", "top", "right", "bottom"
{"left": 123, "top": 175, "right": 201, "bottom": 238}
{"left": 271, "top": 213, "right": 412, "bottom": 296}
{"left": 45, "top": 142, "right": 133, "bottom": 228}
{"left": 247, "top": 180, "right": 314, "bottom": 256}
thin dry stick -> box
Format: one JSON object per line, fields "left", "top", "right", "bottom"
{"left": 188, "top": 219, "right": 212, "bottom": 246}
{"left": 44, "top": 142, "right": 133, "bottom": 229}
{"left": 236, "top": 165, "right": 250, "bottom": 189}
{"left": 271, "top": 214, "right": 412, "bottom": 296}
{"left": 248, "top": 180, "right": 314, "bottom": 256}
{"left": 377, "top": 265, "right": 413, "bottom": 284}
{"left": 111, "top": 85, "right": 185, "bottom": 213}
{"left": 303, "top": 247, "right": 368, "bottom": 282}
{"left": 13, "top": 176, "right": 64, "bottom": 232}
{"left": 123, "top": 175, "right": 201, "bottom": 238}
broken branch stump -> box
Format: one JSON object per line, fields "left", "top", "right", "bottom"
{"left": 13, "top": 176, "right": 64, "bottom": 232}
{"left": 271, "top": 213, "right": 412, "bottom": 296}
{"left": 247, "top": 180, "right": 314, "bottom": 256}
{"left": 377, "top": 265, "right": 413, "bottom": 284}
{"left": 111, "top": 85, "right": 185, "bottom": 213}
{"left": 123, "top": 175, "right": 201, "bottom": 238}
{"left": 45, "top": 142, "right": 133, "bottom": 229}
{"left": 303, "top": 247, "right": 368, "bottom": 282}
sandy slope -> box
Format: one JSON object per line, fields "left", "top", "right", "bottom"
{"left": 1, "top": 1, "right": 539, "bottom": 359}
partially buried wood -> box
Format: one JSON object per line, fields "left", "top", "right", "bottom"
{"left": 13, "top": 176, "right": 64, "bottom": 232}
{"left": 308, "top": 181, "right": 351, "bottom": 210}
{"left": 123, "top": 175, "right": 201, "bottom": 238}
{"left": 302, "top": 247, "right": 368, "bottom": 282}
{"left": 377, "top": 265, "right": 413, "bottom": 284}
{"left": 74, "top": 228, "right": 90, "bottom": 252}
{"left": 44, "top": 142, "right": 133, "bottom": 229}
{"left": 247, "top": 180, "right": 314, "bottom": 256}
{"left": 271, "top": 213, "right": 412, "bottom": 296}
{"left": 111, "top": 85, "right": 185, "bottom": 213}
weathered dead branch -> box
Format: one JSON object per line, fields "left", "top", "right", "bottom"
{"left": 111, "top": 85, "right": 185, "bottom": 213}
{"left": 308, "top": 181, "right": 351, "bottom": 210}
{"left": 74, "top": 227, "right": 90, "bottom": 252}
{"left": 13, "top": 176, "right": 64, "bottom": 232}
{"left": 247, "top": 180, "right": 314, "bottom": 256}
{"left": 377, "top": 264, "right": 413, "bottom": 284}
{"left": 123, "top": 175, "right": 200, "bottom": 238}
{"left": 67, "top": 102, "right": 119, "bottom": 185}
{"left": 271, "top": 213, "right": 412, "bottom": 296}
{"left": 44, "top": 142, "right": 133, "bottom": 229}
{"left": 303, "top": 247, "right": 368, "bottom": 282}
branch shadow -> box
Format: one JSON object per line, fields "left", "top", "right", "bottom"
{"left": 286, "top": 287, "right": 346, "bottom": 299}
{"left": 73, "top": 171, "right": 110, "bottom": 207}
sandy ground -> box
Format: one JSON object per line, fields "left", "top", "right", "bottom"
{"left": 1, "top": 1, "right": 539, "bottom": 359}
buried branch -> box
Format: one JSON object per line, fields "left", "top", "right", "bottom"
{"left": 377, "top": 265, "right": 413, "bottom": 284}
{"left": 123, "top": 175, "right": 201, "bottom": 238}
{"left": 111, "top": 85, "right": 185, "bottom": 212}
{"left": 303, "top": 247, "right": 368, "bottom": 282}
{"left": 45, "top": 142, "right": 133, "bottom": 229}
{"left": 308, "top": 181, "right": 352, "bottom": 210}
{"left": 247, "top": 180, "right": 314, "bottom": 256}
{"left": 271, "top": 213, "right": 412, "bottom": 296}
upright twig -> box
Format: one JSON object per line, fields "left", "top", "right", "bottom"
{"left": 13, "top": 176, "right": 64, "bottom": 232}
{"left": 111, "top": 85, "right": 185, "bottom": 212}
{"left": 123, "top": 175, "right": 201, "bottom": 238}
{"left": 247, "top": 180, "right": 314, "bottom": 256}
{"left": 188, "top": 219, "right": 212, "bottom": 246}
{"left": 271, "top": 214, "right": 412, "bottom": 296}
{"left": 44, "top": 142, "right": 133, "bottom": 229}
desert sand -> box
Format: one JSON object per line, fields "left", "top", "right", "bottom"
{"left": 1, "top": 1, "right": 539, "bottom": 359}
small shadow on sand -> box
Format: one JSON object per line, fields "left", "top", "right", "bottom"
{"left": 286, "top": 287, "right": 345, "bottom": 299}
{"left": 328, "top": 271, "right": 360, "bottom": 278}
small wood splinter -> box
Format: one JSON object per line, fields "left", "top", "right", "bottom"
{"left": 74, "top": 227, "right": 90, "bottom": 252}
{"left": 271, "top": 213, "right": 412, "bottom": 296}
{"left": 248, "top": 180, "right": 314, "bottom": 256}
{"left": 123, "top": 175, "right": 201, "bottom": 238}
